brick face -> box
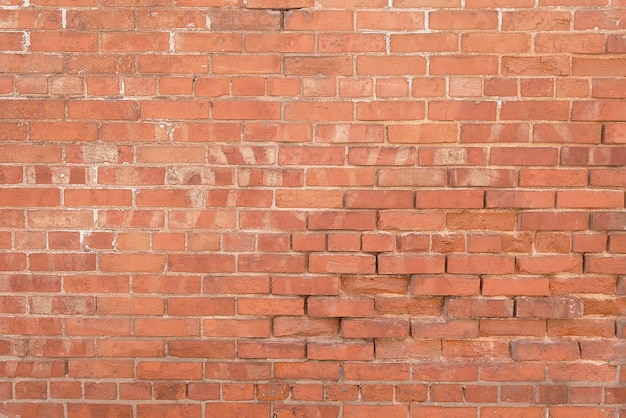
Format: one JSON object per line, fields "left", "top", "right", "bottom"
{"left": 0, "top": 0, "right": 624, "bottom": 416}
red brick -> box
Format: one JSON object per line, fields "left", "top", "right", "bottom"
{"left": 213, "top": 100, "right": 280, "bottom": 120}
{"left": 30, "top": 254, "right": 95, "bottom": 272}
{"left": 213, "top": 55, "right": 280, "bottom": 74}
{"left": 209, "top": 9, "right": 280, "bottom": 31}
{"left": 238, "top": 254, "right": 305, "bottom": 273}
{"left": 273, "top": 317, "right": 339, "bottom": 337}
{"left": 410, "top": 406, "right": 477, "bottom": 417}
{"left": 357, "top": 101, "right": 425, "bottom": 121}
{"left": 30, "top": 32, "right": 97, "bottom": 52}
{"left": 100, "top": 254, "right": 165, "bottom": 273}
{"left": 517, "top": 255, "right": 582, "bottom": 274}
{"left": 309, "top": 253, "right": 376, "bottom": 274}
{"left": 344, "top": 405, "right": 409, "bottom": 417}
{"left": 308, "top": 297, "right": 374, "bottom": 317}
{"left": 378, "top": 254, "right": 445, "bottom": 274}
{"left": 412, "top": 277, "right": 480, "bottom": 296}
{"left": 152, "top": 383, "right": 187, "bottom": 400}
{"left": 431, "top": 56, "right": 498, "bottom": 75}
{"left": 309, "top": 211, "right": 376, "bottom": 231}
{"left": 284, "top": 10, "right": 353, "bottom": 31}
{"left": 167, "top": 254, "right": 235, "bottom": 273}
{"left": 590, "top": 169, "right": 626, "bottom": 187}
{"left": 557, "top": 190, "right": 624, "bottom": 209}
{"left": 65, "top": 189, "right": 132, "bottom": 207}
{"left": 357, "top": 56, "right": 426, "bottom": 76}
{"left": 486, "top": 190, "right": 554, "bottom": 208}
{"left": 285, "top": 57, "right": 352, "bottom": 77}
{"left": 447, "top": 298, "right": 514, "bottom": 317}
{"left": 168, "top": 297, "right": 233, "bottom": 316}
{"left": 317, "top": 124, "right": 383, "bottom": 144}
{"left": 203, "top": 319, "right": 269, "bottom": 338}
{"left": 236, "top": 295, "right": 302, "bottom": 315}
{"left": 375, "top": 296, "right": 442, "bottom": 316}
{"left": 135, "top": 9, "right": 203, "bottom": 28}
{"left": 344, "top": 363, "right": 410, "bottom": 381}
{"left": 136, "top": 362, "right": 202, "bottom": 380}
{"left": 348, "top": 146, "right": 416, "bottom": 166}
{"left": 68, "top": 100, "right": 136, "bottom": 120}
{"left": 342, "top": 318, "right": 410, "bottom": 339}
{"left": 548, "top": 319, "right": 615, "bottom": 338}
{"left": 551, "top": 407, "right": 616, "bottom": 418}
{"left": 449, "top": 168, "right": 516, "bottom": 187}
{"left": 481, "top": 363, "right": 546, "bottom": 382}
{"left": 319, "top": 33, "right": 386, "bottom": 53}
{"left": 605, "top": 123, "right": 626, "bottom": 144}
{"left": 416, "top": 190, "right": 484, "bottom": 209}
{"left": 511, "top": 339, "right": 580, "bottom": 361}
{"left": 479, "top": 319, "right": 546, "bottom": 337}
{"left": 68, "top": 360, "right": 133, "bottom": 378}
{"left": 388, "top": 124, "right": 457, "bottom": 144}
{"left": 503, "top": 56, "right": 570, "bottom": 76}
{"left": 14, "top": 381, "right": 47, "bottom": 399}
{"left": 279, "top": 146, "right": 344, "bottom": 166}
{"left": 140, "top": 100, "right": 209, "bottom": 120}
{"left": 134, "top": 318, "right": 199, "bottom": 337}
{"left": 520, "top": 211, "right": 589, "bottom": 231}
{"left": 66, "top": 317, "right": 131, "bottom": 338}
{"left": 67, "top": 404, "right": 132, "bottom": 418}
{"left": 244, "top": 123, "right": 311, "bottom": 144}
{"left": 412, "top": 318, "right": 479, "bottom": 339}
{"left": 431, "top": 384, "right": 464, "bottom": 402}
{"left": 448, "top": 255, "right": 515, "bottom": 274}
{"left": 341, "top": 276, "right": 408, "bottom": 295}
{"left": 205, "top": 362, "right": 270, "bottom": 381}
{"left": 50, "top": 381, "right": 82, "bottom": 399}
{"left": 274, "top": 362, "right": 339, "bottom": 380}
{"left": 174, "top": 33, "right": 241, "bottom": 52}
{"left": 137, "top": 405, "right": 201, "bottom": 418}
{"left": 585, "top": 255, "right": 626, "bottom": 274}
{"left": 206, "top": 404, "right": 271, "bottom": 417}
{"left": 239, "top": 341, "right": 305, "bottom": 359}
{"left": 462, "top": 33, "right": 530, "bottom": 52}
{"left": 362, "top": 233, "right": 396, "bottom": 252}
{"left": 290, "top": 384, "right": 324, "bottom": 401}
{"left": 246, "top": 33, "right": 313, "bottom": 53}
{"left": 376, "top": 339, "right": 441, "bottom": 359}
{"left": 429, "top": 101, "right": 497, "bottom": 121}
{"left": 549, "top": 364, "right": 616, "bottom": 383}
{"left": 307, "top": 342, "right": 374, "bottom": 361}
{"left": 519, "top": 169, "right": 588, "bottom": 187}
{"left": 483, "top": 277, "right": 550, "bottom": 296}
{"left": 346, "top": 190, "right": 415, "bottom": 209}
{"left": 326, "top": 384, "right": 359, "bottom": 401}
{"left": 516, "top": 298, "right": 584, "bottom": 319}
{"left": 274, "top": 405, "right": 339, "bottom": 417}
{"left": 569, "top": 386, "right": 603, "bottom": 404}
{"left": 168, "top": 340, "right": 235, "bottom": 359}
{"left": 276, "top": 190, "right": 344, "bottom": 208}
{"left": 412, "top": 363, "right": 478, "bottom": 382}
{"left": 551, "top": 275, "right": 614, "bottom": 296}
{"left": 97, "top": 340, "right": 164, "bottom": 357}
{"left": 447, "top": 212, "right": 516, "bottom": 231}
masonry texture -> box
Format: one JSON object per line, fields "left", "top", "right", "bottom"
{"left": 1, "top": 0, "right": 626, "bottom": 416}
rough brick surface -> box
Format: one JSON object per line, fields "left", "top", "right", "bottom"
{"left": 1, "top": 0, "right": 625, "bottom": 416}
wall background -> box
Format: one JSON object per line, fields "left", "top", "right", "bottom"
{"left": 1, "top": 0, "right": 625, "bottom": 416}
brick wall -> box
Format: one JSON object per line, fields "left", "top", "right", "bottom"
{"left": 1, "top": 0, "right": 626, "bottom": 416}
